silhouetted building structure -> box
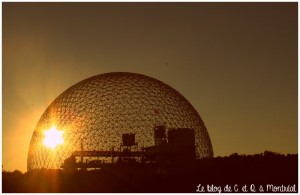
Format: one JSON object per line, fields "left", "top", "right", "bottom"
{"left": 61, "top": 125, "right": 196, "bottom": 170}
{"left": 168, "top": 128, "right": 196, "bottom": 162}
{"left": 154, "top": 126, "right": 167, "bottom": 146}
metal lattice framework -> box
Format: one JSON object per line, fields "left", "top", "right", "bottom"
{"left": 27, "top": 72, "right": 213, "bottom": 170}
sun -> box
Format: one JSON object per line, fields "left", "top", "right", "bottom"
{"left": 43, "top": 126, "right": 64, "bottom": 149}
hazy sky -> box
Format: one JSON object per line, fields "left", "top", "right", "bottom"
{"left": 3, "top": 3, "right": 297, "bottom": 172}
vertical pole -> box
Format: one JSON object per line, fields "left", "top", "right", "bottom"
{"left": 80, "top": 140, "right": 83, "bottom": 163}
{"left": 111, "top": 146, "right": 114, "bottom": 163}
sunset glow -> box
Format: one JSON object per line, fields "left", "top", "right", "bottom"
{"left": 43, "top": 126, "right": 64, "bottom": 149}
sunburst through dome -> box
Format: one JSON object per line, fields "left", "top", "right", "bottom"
{"left": 43, "top": 126, "right": 64, "bottom": 149}
{"left": 27, "top": 72, "right": 213, "bottom": 170}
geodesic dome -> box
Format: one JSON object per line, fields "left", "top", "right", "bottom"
{"left": 27, "top": 72, "right": 213, "bottom": 170}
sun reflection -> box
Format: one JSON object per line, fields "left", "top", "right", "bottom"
{"left": 43, "top": 126, "right": 64, "bottom": 149}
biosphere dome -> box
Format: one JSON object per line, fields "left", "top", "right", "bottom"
{"left": 27, "top": 72, "right": 213, "bottom": 170}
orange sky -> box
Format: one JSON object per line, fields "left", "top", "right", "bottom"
{"left": 2, "top": 2, "right": 297, "bottom": 172}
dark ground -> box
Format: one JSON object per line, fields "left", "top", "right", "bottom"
{"left": 2, "top": 151, "right": 298, "bottom": 193}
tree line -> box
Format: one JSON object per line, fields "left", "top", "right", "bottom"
{"left": 2, "top": 151, "right": 298, "bottom": 192}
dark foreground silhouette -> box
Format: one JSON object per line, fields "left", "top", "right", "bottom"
{"left": 3, "top": 151, "right": 298, "bottom": 193}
